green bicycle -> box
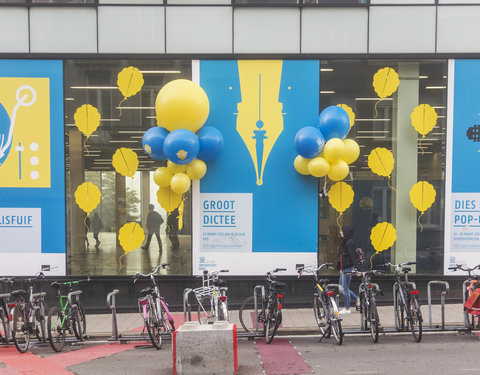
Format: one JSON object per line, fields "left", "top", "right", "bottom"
{"left": 47, "top": 279, "right": 88, "bottom": 352}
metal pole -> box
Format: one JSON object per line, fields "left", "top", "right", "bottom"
{"left": 427, "top": 281, "right": 449, "bottom": 329}
{"left": 106, "top": 289, "right": 120, "bottom": 341}
{"left": 183, "top": 288, "right": 192, "bottom": 322}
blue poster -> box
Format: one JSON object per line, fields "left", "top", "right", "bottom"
{"left": 0, "top": 60, "right": 65, "bottom": 275}
{"left": 199, "top": 60, "right": 319, "bottom": 254}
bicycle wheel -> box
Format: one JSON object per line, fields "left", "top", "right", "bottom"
{"left": 218, "top": 301, "right": 228, "bottom": 321}
{"left": 197, "top": 296, "right": 215, "bottom": 325}
{"left": 369, "top": 299, "right": 379, "bottom": 343}
{"left": 12, "top": 305, "right": 30, "bottom": 353}
{"left": 72, "top": 303, "right": 86, "bottom": 341}
{"left": 328, "top": 296, "right": 343, "bottom": 345}
{"left": 48, "top": 306, "right": 65, "bottom": 352}
{"left": 395, "top": 286, "right": 405, "bottom": 331}
{"left": 409, "top": 296, "right": 422, "bottom": 343}
{"left": 313, "top": 296, "right": 329, "bottom": 337}
{"left": 146, "top": 302, "right": 162, "bottom": 350}
{"left": 239, "top": 296, "right": 263, "bottom": 333}
{"left": 359, "top": 293, "right": 368, "bottom": 331}
{"left": 35, "top": 300, "right": 47, "bottom": 343}
{"left": 0, "top": 308, "right": 9, "bottom": 345}
{"left": 264, "top": 304, "right": 281, "bottom": 344}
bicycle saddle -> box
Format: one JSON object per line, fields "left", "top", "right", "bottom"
{"left": 140, "top": 287, "right": 154, "bottom": 296}
{"left": 402, "top": 267, "right": 411, "bottom": 273}
{"left": 213, "top": 279, "right": 227, "bottom": 287}
{"left": 271, "top": 280, "right": 285, "bottom": 289}
{"left": 51, "top": 282, "right": 61, "bottom": 289}
{"left": 10, "top": 289, "right": 27, "bottom": 297}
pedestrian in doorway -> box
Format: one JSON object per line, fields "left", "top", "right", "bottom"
{"left": 85, "top": 215, "right": 91, "bottom": 248}
{"left": 91, "top": 212, "right": 103, "bottom": 247}
{"left": 167, "top": 208, "right": 180, "bottom": 251}
{"left": 142, "top": 204, "right": 164, "bottom": 252}
{"left": 337, "top": 225, "right": 360, "bottom": 315}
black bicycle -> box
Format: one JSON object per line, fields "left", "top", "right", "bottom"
{"left": 239, "top": 268, "right": 286, "bottom": 344}
{"left": 0, "top": 277, "right": 14, "bottom": 345}
{"left": 386, "top": 261, "right": 422, "bottom": 342}
{"left": 297, "top": 263, "right": 343, "bottom": 345}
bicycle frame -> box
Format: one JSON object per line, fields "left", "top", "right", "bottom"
{"left": 450, "top": 264, "right": 480, "bottom": 329}
{"left": 195, "top": 269, "right": 229, "bottom": 323}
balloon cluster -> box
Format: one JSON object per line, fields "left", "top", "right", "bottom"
{"left": 293, "top": 106, "right": 360, "bottom": 181}
{"left": 142, "top": 79, "right": 223, "bottom": 195}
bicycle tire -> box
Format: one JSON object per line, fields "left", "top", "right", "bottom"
{"left": 239, "top": 296, "right": 263, "bottom": 333}
{"left": 146, "top": 301, "right": 162, "bottom": 350}
{"left": 12, "top": 305, "right": 30, "bottom": 353}
{"left": 328, "top": 296, "right": 343, "bottom": 345}
{"left": 197, "top": 296, "right": 215, "bottom": 325}
{"left": 218, "top": 301, "right": 228, "bottom": 321}
{"left": 409, "top": 296, "right": 422, "bottom": 343}
{"left": 265, "top": 305, "right": 281, "bottom": 344}
{"left": 359, "top": 292, "right": 368, "bottom": 331}
{"left": 160, "top": 298, "right": 175, "bottom": 332}
{"left": 48, "top": 306, "right": 65, "bottom": 352}
{"left": 369, "top": 299, "right": 379, "bottom": 344}
{"left": 313, "top": 296, "right": 329, "bottom": 337}
{"left": 395, "top": 286, "right": 405, "bottom": 331}
{"left": 72, "top": 303, "right": 86, "bottom": 341}
{"left": 0, "top": 308, "right": 10, "bottom": 345}
{"left": 35, "top": 300, "right": 47, "bottom": 343}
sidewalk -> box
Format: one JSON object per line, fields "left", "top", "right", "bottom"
{"left": 86, "top": 303, "right": 468, "bottom": 338}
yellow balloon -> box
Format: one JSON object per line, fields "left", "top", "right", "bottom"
{"left": 170, "top": 173, "right": 191, "bottom": 195}
{"left": 156, "top": 79, "right": 210, "bottom": 133}
{"left": 370, "top": 222, "right": 396, "bottom": 252}
{"left": 167, "top": 160, "right": 186, "bottom": 174}
{"left": 178, "top": 200, "right": 185, "bottom": 231}
{"left": 157, "top": 186, "right": 182, "bottom": 213}
{"left": 328, "top": 160, "right": 349, "bottom": 182}
{"left": 112, "top": 148, "right": 138, "bottom": 177}
{"left": 410, "top": 181, "right": 436, "bottom": 213}
{"left": 328, "top": 182, "right": 354, "bottom": 214}
{"left": 411, "top": 104, "right": 438, "bottom": 137}
{"left": 118, "top": 222, "right": 145, "bottom": 253}
{"left": 342, "top": 139, "right": 360, "bottom": 164}
{"left": 74, "top": 104, "right": 101, "bottom": 138}
{"left": 153, "top": 167, "right": 173, "bottom": 187}
{"left": 186, "top": 159, "right": 207, "bottom": 180}
{"left": 323, "top": 138, "right": 344, "bottom": 162}
{"left": 373, "top": 67, "right": 399, "bottom": 99}
{"left": 337, "top": 104, "right": 355, "bottom": 128}
{"left": 74, "top": 182, "right": 101, "bottom": 214}
{"left": 294, "top": 155, "right": 311, "bottom": 176}
{"left": 308, "top": 157, "right": 330, "bottom": 178}
{"left": 368, "top": 147, "right": 394, "bottom": 177}
{"left": 117, "top": 67, "right": 144, "bottom": 99}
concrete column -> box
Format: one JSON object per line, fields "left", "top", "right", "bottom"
{"left": 141, "top": 171, "right": 150, "bottom": 231}
{"left": 392, "top": 63, "right": 419, "bottom": 271}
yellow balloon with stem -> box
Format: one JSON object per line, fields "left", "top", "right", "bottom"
{"left": 74, "top": 104, "right": 101, "bottom": 154}
{"left": 409, "top": 181, "right": 436, "bottom": 232}
{"left": 112, "top": 148, "right": 138, "bottom": 178}
{"left": 372, "top": 67, "right": 399, "bottom": 117}
{"left": 410, "top": 104, "right": 438, "bottom": 155}
{"left": 369, "top": 222, "right": 397, "bottom": 269}
{"left": 328, "top": 182, "right": 354, "bottom": 230}
{"left": 118, "top": 222, "right": 145, "bottom": 270}
{"left": 368, "top": 147, "right": 396, "bottom": 191}
{"left": 157, "top": 186, "right": 182, "bottom": 213}
{"left": 74, "top": 182, "right": 101, "bottom": 232}
{"left": 117, "top": 67, "right": 144, "bottom": 116}
{"left": 337, "top": 104, "right": 355, "bottom": 128}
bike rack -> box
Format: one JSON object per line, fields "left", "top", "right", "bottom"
{"left": 253, "top": 285, "right": 265, "bottom": 334}
{"left": 427, "top": 281, "right": 449, "bottom": 330}
{"left": 183, "top": 288, "right": 194, "bottom": 322}
{"left": 67, "top": 290, "right": 82, "bottom": 309}
{"left": 107, "top": 289, "right": 120, "bottom": 341}
{"left": 393, "top": 281, "right": 416, "bottom": 331}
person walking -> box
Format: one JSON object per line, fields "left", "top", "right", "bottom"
{"left": 142, "top": 204, "right": 164, "bottom": 252}
{"left": 337, "top": 225, "right": 360, "bottom": 315}
{"left": 91, "top": 212, "right": 103, "bottom": 247}
{"left": 167, "top": 208, "right": 180, "bottom": 251}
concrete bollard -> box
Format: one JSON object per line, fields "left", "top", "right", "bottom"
{"left": 173, "top": 321, "right": 238, "bottom": 375}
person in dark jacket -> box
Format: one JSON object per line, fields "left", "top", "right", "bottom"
{"left": 91, "top": 212, "right": 103, "bottom": 247}
{"left": 337, "top": 225, "right": 360, "bottom": 314}
{"left": 142, "top": 204, "right": 164, "bottom": 252}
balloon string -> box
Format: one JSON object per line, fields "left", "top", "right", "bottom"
{"left": 83, "top": 214, "right": 90, "bottom": 232}
{"left": 418, "top": 138, "right": 424, "bottom": 156}
{"left": 374, "top": 98, "right": 383, "bottom": 118}
{"left": 369, "top": 252, "right": 377, "bottom": 271}
{"left": 83, "top": 136, "right": 89, "bottom": 156}
{"left": 418, "top": 212, "right": 424, "bottom": 232}
{"left": 387, "top": 176, "right": 397, "bottom": 193}
{"left": 336, "top": 212, "right": 343, "bottom": 233}
{"left": 118, "top": 97, "right": 127, "bottom": 118}
{"left": 118, "top": 253, "right": 126, "bottom": 271}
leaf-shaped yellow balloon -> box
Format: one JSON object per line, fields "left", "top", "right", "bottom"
{"left": 410, "top": 181, "right": 436, "bottom": 213}
{"left": 337, "top": 104, "right": 355, "bottom": 128}
{"left": 117, "top": 66, "right": 144, "bottom": 99}
{"left": 410, "top": 104, "right": 438, "bottom": 137}
{"left": 373, "top": 67, "right": 399, "bottom": 99}
{"left": 328, "top": 182, "right": 354, "bottom": 214}
{"left": 112, "top": 148, "right": 139, "bottom": 177}
{"left": 368, "top": 148, "right": 395, "bottom": 178}
{"left": 157, "top": 186, "right": 182, "bottom": 213}
{"left": 74, "top": 105, "right": 101, "bottom": 138}
{"left": 178, "top": 200, "right": 184, "bottom": 231}
{"left": 370, "top": 222, "right": 396, "bottom": 253}
{"left": 74, "top": 182, "right": 101, "bottom": 214}
{"left": 118, "top": 222, "right": 145, "bottom": 253}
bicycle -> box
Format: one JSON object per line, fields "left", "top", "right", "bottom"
{"left": 386, "top": 261, "right": 422, "bottom": 342}
{"left": 349, "top": 269, "right": 383, "bottom": 343}
{"left": 10, "top": 273, "right": 47, "bottom": 353}
{"left": 297, "top": 263, "right": 343, "bottom": 345}
{"left": 238, "top": 268, "right": 286, "bottom": 344}
{"left": 47, "top": 278, "right": 89, "bottom": 352}
{"left": 448, "top": 263, "right": 480, "bottom": 330}
{"left": 134, "top": 263, "right": 175, "bottom": 350}
{"left": 195, "top": 269, "right": 229, "bottom": 325}
{"left": 0, "top": 277, "right": 14, "bottom": 345}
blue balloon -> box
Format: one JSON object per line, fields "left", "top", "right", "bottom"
{"left": 0, "top": 102, "right": 12, "bottom": 166}
{"left": 294, "top": 126, "right": 325, "bottom": 159}
{"left": 317, "top": 106, "right": 350, "bottom": 141}
{"left": 142, "top": 127, "right": 169, "bottom": 161}
{"left": 196, "top": 126, "right": 224, "bottom": 162}
{"left": 163, "top": 129, "right": 200, "bottom": 165}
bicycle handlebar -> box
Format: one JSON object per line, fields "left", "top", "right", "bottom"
{"left": 134, "top": 263, "right": 170, "bottom": 282}
{"left": 297, "top": 263, "right": 334, "bottom": 275}
{"left": 448, "top": 264, "right": 480, "bottom": 273}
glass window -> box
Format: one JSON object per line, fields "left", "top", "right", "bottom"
{"left": 304, "top": 0, "right": 367, "bottom": 4}
{"left": 234, "top": 0, "right": 299, "bottom": 5}
{"left": 65, "top": 59, "right": 192, "bottom": 276}
{"left": 31, "top": 0, "right": 97, "bottom": 3}
{"left": 318, "top": 60, "right": 447, "bottom": 275}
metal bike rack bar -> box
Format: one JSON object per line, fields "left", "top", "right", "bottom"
{"left": 427, "top": 281, "right": 449, "bottom": 330}
{"left": 462, "top": 279, "right": 473, "bottom": 329}
{"left": 67, "top": 290, "right": 82, "bottom": 309}
{"left": 183, "top": 288, "right": 194, "bottom": 322}
{"left": 107, "top": 289, "right": 120, "bottom": 341}
{"left": 253, "top": 285, "right": 265, "bottom": 333}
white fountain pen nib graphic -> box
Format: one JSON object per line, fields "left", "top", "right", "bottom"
{"left": 0, "top": 86, "right": 37, "bottom": 165}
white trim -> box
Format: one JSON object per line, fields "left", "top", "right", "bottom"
{"left": 192, "top": 60, "right": 201, "bottom": 276}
